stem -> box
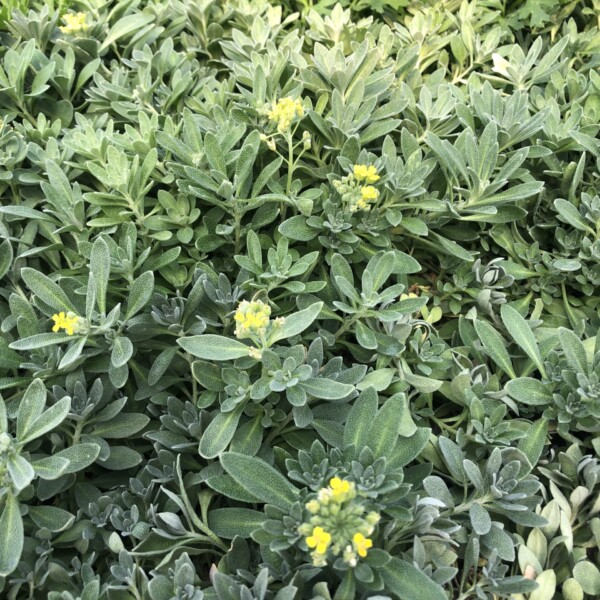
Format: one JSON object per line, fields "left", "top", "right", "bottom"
{"left": 234, "top": 209, "right": 242, "bottom": 255}
{"left": 72, "top": 420, "right": 84, "bottom": 445}
{"left": 265, "top": 411, "right": 295, "bottom": 444}
{"left": 333, "top": 313, "right": 362, "bottom": 340}
{"left": 282, "top": 132, "right": 294, "bottom": 221}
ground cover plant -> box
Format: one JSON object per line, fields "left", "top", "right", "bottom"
{"left": 0, "top": 0, "right": 600, "bottom": 598}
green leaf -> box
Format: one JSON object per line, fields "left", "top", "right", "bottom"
{"left": 300, "top": 378, "right": 354, "bottom": 400}
{"left": 58, "top": 336, "right": 87, "bottom": 370}
{"left": 366, "top": 251, "right": 395, "bottom": 292}
{"left": 474, "top": 319, "right": 516, "bottom": 378}
{"left": 470, "top": 503, "right": 492, "bottom": 535}
{"left": 382, "top": 558, "right": 447, "bottom": 600}
{"left": 356, "top": 369, "right": 394, "bottom": 392}
{"left": 177, "top": 335, "right": 250, "bottom": 361}
{"left": 42, "top": 161, "right": 74, "bottom": 212}
{"left": 573, "top": 561, "right": 600, "bottom": 595}
{"left": 271, "top": 302, "right": 323, "bottom": 342}
{"left": 221, "top": 452, "right": 298, "bottom": 510}
{"left": 331, "top": 253, "right": 354, "bottom": 285}
{"left": 392, "top": 250, "right": 421, "bottom": 274}
{"left": 205, "top": 474, "right": 261, "bottom": 504}
{"left": 90, "top": 236, "right": 110, "bottom": 314}
{"left": 369, "top": 394, "right": 403, "bottom": 459}
{"left": 278, "top": 216, "right": 318, "bottom": 241}
{"left": 17, "top": 378, "right": 46, "bottom": 441}
{"left": 438, "top": 436, "right": 466, "bottom": 483}
{"left": 478, "top": 181, "right": 542, "bottom": 206}
{"left": 207, "top": 508, "right": 264, "bottom": 539}
{"left": 360, "top": 119, "right": 401, "bottom": 144}
{"left": 0, "top": 239, "right": 13, "bottom": 279}
{"left": 191, "top": 360, "right": 225, "bottom": 391}
{"left": 313, "top": 419, "right": 343, "bottom": 448}
{"left": 0, "top": 205, "right": 55, "bottom": 223}
{"left": 230, "top": 415, "right": 263, "bottom": 456}
{"left": 0, "top": 494, "right": 23, "bottom": 576}
{"left": 529, "top": 570, "right": 556, "bottom": 600}
{"left": 403, "top": 371, "right": 442, "bottom": 393}
{"left": 19, "top": 397, "right": 71, "bottom": 445}
{"left": 199, "top": 404, "right": 245, "bottom": 459}
{"left": 148, "top": 346, "right": 178, "bottom": 386}
{"left": 428, "top": 231, "right": 473, "bottom": 261}
{"left": 91, "top": 413, "right": 149, "bottom": 439}
{"left": 7, "top": 454, "right": 34, "bottom": 491}
{"left": 501, "top": 304, "right": 547, "bottom": 377}
{"left": 558, "top": 327, "right": 588, "bottom": 376}
{"left": 126, "top": 271, "right": 154, "bottom": 320}
{"left": 32, "top": 455, "right": 70, "bottom": 480}
{"left": 99, "top": 446, "right": 143, "bottom": 470}
{"left": 203, "top": 132, "right": 226, "bottom": 174}
{"left": 252, "top": 157, "right": 283, "bottom": 197}
{"left": 9, "top": 333, "right": 75, "bottom": 351}
{"left": 355, "top": 320, "right": 377, "bottom": 349}
{"left": 28, "top": 506, "right": 74, "bottom": 533}
{"left": 234, "top": 132, "right": 259, "bottom": 197}
{"left": 54, "top": 443, "right": 101, "bottom": 474}
{"left": 99, "top": 13, "right": 154, "bottom": 51}
{"left": 482, "top": 523, "right": 515, "bottom": 561}
{"left": 111, "top": 336, "right": 133, "bottom": 368}
{"left": 517, "top": 419, "right": 548, "bottom": 477}
{"left": 344, "top": 387, "right": 378, "bottom": 450}
{"left": 20, "top": 268, "right": 77, "bottom": 313}
{"left": 554, "top": 199, "right": 593, "bottom": 233}
{"left": 506, "top": 378, "right": 553, "bottom": 406}
{"left": 388, "top": 427, "right": 431, "bottom": 469}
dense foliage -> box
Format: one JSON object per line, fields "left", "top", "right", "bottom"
{"left": 1, "top": 0, "right": 600, "bottom": 598}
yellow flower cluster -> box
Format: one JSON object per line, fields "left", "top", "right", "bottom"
{"left": 51, "top": 312, "right": 81, "bottom": 335}
{"left": 268, "top": 97, "right": 304, "bottom": 133}
{"left": 299, "top": 477, "right": 379, "bottom": 568}
{"left": 59, "top": 12, "right": 88, "bottom": 35}
{"left": 233, "top": 300, "right": 271, "bottom": 339}
{"left": 356, "top": 184, "right": 379, "bottom": 210}
{"left": 353, "top": 164, "right": 380, "bottom": 183}
{"left": 333, "top": 164, "right": 381, "bottom": 212}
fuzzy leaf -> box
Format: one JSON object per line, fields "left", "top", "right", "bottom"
{"left": 221, "top": 452, "right": 298, "bottom": 510}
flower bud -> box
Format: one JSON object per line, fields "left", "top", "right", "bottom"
{"left": 302, "top": 131, "right": 312, "bottom": 150}
{"left": 0, "top": 432, "right": 11, "bottom": 452}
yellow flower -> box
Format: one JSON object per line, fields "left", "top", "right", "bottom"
{"left": 51, "top": 312, "right": 81, "bottom": 336}
{"left": 329, "top": 477, "right": 352, "bottom": 498}
{"left": 353, "top": 532, "right": 373, "bottom": 558}
{"left": 306, "top": 526, "right": 331, "bottom": 555}
{"left": 59, "top": 12, "right": 88, "bottom": 35}
{"left": 268, "top": 97, "right": 304, "bottom": 133}
{"left": 353, "top": 164, "right": 380, "bottom": 183}
{"left": 233, "top": 300, "right": 271, "bottom": 339}
{"left": 360, "top": 186, "right": 379, "bottom": 202}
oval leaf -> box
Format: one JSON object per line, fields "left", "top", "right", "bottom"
{"left": 221, "top": 452, "right": 298, "bottom": 510}
{"left": 177, "top": 335, "right": 250, "bottom": 361}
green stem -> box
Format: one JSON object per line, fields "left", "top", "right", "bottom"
{"left": 282, "top": 132, "right": 295, "bottom": 221}
{"left": 266, "top": 411, "right": 295, "bottom": 444}
{"left": 333, "top": 313, "right": 363, "bottom": 340}
{"left": 72, "top": 420, "right": 84, "bottom": 445}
